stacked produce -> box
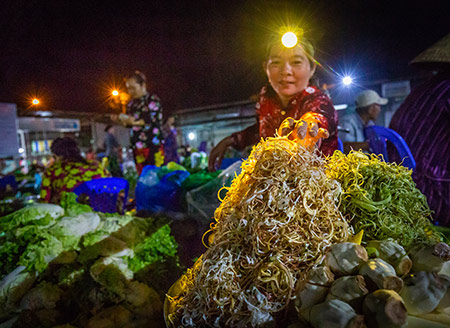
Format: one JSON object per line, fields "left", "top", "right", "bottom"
{"left": 290, "top": 151, "right": 450, "bottom": 327}
{"left": 168, "top": 137, "right": 352, "bottom": 326}
{"left": 293, "top": 239, "right": 450, "bottom": 328}
{"left": 165, "top": 142, "right": 450, "bottom": 327}
{"left": 325, "top": 150, "right": 441, "bottom": 249}
{"left": 0, "top": 193, "right": 180, "bottom": 328}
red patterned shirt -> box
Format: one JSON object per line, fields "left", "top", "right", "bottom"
{"left": 231, "top": 85, "right": 338, "bottom": 156}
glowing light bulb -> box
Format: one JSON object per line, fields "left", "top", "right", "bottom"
{"left": 32, "top": 98, "right": 40, "bottom": 105}
{"left": 112, "top": 90, "right": 119, "bottom": 96}
{"left": 342, "top": 76, "right": 353, "bottom": 86}
{"left": 188, "top": 132, "right": 195, "bottom": 141}
{"left": 281, "top": 32, "right": 298, "bottom": 48}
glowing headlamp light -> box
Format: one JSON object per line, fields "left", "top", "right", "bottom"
{"left": 281, "top": 32, "right": 298, "bottom": 48}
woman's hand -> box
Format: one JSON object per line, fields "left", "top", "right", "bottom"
{"left": 208, "top": 136, "right": 234, "bottom": 172}
{"left": 278, "top": 116, "right": 329, "bottom": 150}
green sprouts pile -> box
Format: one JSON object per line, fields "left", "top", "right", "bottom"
{"left": 326, "top": 150, "right": 441, "bottom": 250}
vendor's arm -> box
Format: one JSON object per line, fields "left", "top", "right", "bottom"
{"left": 208, "top": 122, "right": 259, "bottom": 172}
{"left": 118, "top": 115, "right": 145, "bottom": 126}
{"left": 279, "top": 91, "right": 337, "bottom": 154}
{"left": 302, "top": 91, "right": 338, "bottom": 155}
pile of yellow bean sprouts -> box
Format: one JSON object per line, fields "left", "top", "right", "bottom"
{"left": 169, "top": 137, "right": 352, "bottom": 327}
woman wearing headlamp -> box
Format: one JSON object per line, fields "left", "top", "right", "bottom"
{"left": 208, "top": 35, "right": 338, "bottom": 171}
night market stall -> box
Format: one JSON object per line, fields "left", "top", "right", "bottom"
{"left": 165, "top": 133, "right": 450, "bottom": 328}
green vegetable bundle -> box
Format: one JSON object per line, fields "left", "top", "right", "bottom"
{"left": 326, "top": 151, "right": 441, "bottom": 250}
{"left": 0, "top": 194, "right": 181, "bottom": 327}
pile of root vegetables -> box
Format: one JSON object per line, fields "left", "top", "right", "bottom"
{"left": 296, "top": 240, "right": 450, "bottom": 328}
{"left": 166, "top": 137, "right": 448, "bottom": 328}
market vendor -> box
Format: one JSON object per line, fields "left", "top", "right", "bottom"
{"left": 114, "top": 70, "right": 163, "bottom": 175}
{"left": 40, "top": 137, "right": 109, "bottom": 203}
{"left": 208, "top": 32, "right": 338, "bottom": 171}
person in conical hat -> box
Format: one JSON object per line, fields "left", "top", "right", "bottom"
{"left": 388, "top": 33, "right": 450, "bottom": 226}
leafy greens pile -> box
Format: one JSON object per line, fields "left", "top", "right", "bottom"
{"left": 0, "top": 193, "right": 180, "bottom": 327}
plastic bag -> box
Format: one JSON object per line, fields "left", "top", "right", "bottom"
{"left": 186, "top": 160, "right": 242, "bottom": 229}
{"left": 136, "top": 169, "right": 190, "bottom": 213}
{"left": 138, "top": 165, "right": 161, "bottom": 188}
{"left": 190, "top": 152, "right": 208, "bottom": 170}
{"left": 181, "top": 170, "right": 221, "bottom": 191}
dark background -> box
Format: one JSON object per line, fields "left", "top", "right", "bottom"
{"left": 0, "top": 0, "right": 448, "bottom": 116}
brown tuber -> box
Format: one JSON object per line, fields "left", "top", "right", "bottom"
{"left": 326, "top": 275, "right": 369, "bottom": 310}
{"left": 363, "top": 289, "right": 407, "bottom": 328}
{"left": 400, "top": 271, "right": 448, "bottom": 315}
{"left": 366, "top": 239, "right": 412, "bottom": 276}
{"left": 359, "top": 258, "right": 403, "bottom": 292}
{"left": 302, "top": 299, "right": 365, "bottom": 328}
{"left": 325, "top": 243, "right": 368, "bottom": 276}
{"left": 306, "top": 266, "right": 335, "bottom": 286}
{"left": 410, "top": 242, "right": 450, "bottom": 273}
{"left": 295, "top": 281, "right": 329, "bottom": 311}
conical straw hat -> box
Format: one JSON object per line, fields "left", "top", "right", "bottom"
{"left": 410, "top": 33, "right": 450, "bottom": 66}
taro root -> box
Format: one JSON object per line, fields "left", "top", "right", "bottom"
{"left": 302, "top": 299, "right": 365, "bottom": 328}
{"left": 359, "top": 258, "right": 403, "bottom": 292}
{"left": 400, "top": 271, "right": 448, "bottom": 315}
{"left": 366, "top": 239, "right": 412, "bottom": 276}
{"left": 326, "top": 275, "right": 368, "bottom": 310}
{"left": 436, "top": 287, "right": 450, "bottom": 315}
{"left": 410, "top": 242, "right": 450, "bottom": 273}
{"left": 362, "top": 289, "right": 407, "bottom": 328}
{"left": 295, "top": 281, "right": 329, "bottom": 311}
{"left": 325, "top": 243, "right": 368, "bottom": 276}
{"left": 306, "top": 266, "right": 335, "bottom": 286}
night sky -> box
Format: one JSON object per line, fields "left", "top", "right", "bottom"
{"left": 0, "top": 0, "right": 448, "bottom": 116}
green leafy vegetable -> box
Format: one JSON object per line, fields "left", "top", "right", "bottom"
{"left": 127, "top": 224, "right": 178, "bottom": 272}
{"left": 82, "top": 215, "right": 134, "bottom": 248}
{"left": 0, "top": 204, "right": 64, "bottom": 230}
{"left": 59, "top": 192, "right": 92, "bottom": 217}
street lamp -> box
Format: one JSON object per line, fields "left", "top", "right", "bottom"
{"left": 112, "top": 90, "right": 119, "bottom": 97}
{"left": 32, "top": 98, "right": 40, "bottom": 105}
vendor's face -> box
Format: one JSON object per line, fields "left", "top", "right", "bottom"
{"left": 265, "top": 44, "right": 316, "bottom": 106}
{"left": 126, "top": 77, "right": 146, "bottom": 99}
{"left": 369, "top": 104, "right": 381, "bottom": 121}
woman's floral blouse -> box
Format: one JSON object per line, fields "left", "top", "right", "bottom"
{"left": 127, "top": 93, "right": 163, "bottom": 150}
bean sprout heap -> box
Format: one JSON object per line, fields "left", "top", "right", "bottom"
{"left": 169, "top": 136, "right": 352, "bottom": 327}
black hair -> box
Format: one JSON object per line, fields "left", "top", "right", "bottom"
{"left": 104, "top": 125, "right": 113, "bottom": 133}
{"left": 51, "top": 137, "right": 86, "bottom": 163}
{"left": 125, "top": 70, "right": 147, "bottom": 86}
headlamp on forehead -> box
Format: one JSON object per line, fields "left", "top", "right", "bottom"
{"left": 280, "top": 28, "right": 303, "bottom": 48}
{"left": 281, "top": 32, "right": 297, "bottom": 48}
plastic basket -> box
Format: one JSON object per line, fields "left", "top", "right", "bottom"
{"left": 73, "top": 177, "right": 129, "bottom": 214}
